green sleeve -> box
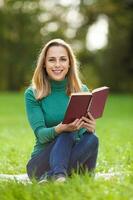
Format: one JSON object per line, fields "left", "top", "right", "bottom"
{"left": 35, "top": 126, "right": 57, "bottom": 144}
{"left": 24, "top": 87, "right": 58, "bottom": 144}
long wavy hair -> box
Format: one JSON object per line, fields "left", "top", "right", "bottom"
{"left": 32, "top": 38, "right": 82, "bottom": 100}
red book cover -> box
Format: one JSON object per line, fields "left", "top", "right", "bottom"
{"left": 88, "top": 87, "right": 109, "bottom": 119}
{"left": 63, "top": 94, "right": 92, "bottom": 124}
{"left": 63, "top": 86, "right": 109, "bottom": 124}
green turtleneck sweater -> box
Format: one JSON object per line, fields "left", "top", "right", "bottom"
{"left": 25, "top": 79, "right": 89, "bottom": 158}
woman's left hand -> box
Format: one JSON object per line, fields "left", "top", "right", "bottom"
{"left": 81, "top": 112, "right": 96, "bottom": 133}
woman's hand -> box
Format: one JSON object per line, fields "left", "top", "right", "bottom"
{"left": 81, "top": 112, "right": 96, "bottom": 133}
{"left": 55, "top": 118, "right": 84, "bottom": 134}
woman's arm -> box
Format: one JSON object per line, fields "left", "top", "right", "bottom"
{"left": 24, "top": 88, "right": 58, "bottom": 144}
{"left": 55, "top": 118, "right": 84, "bottom": 133}
{"left": 34, "top": 126, "right": 58, "bottom": 144}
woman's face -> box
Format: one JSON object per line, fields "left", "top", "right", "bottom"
{"left": 45, "top": 45, "right": 70, "bottom": 81}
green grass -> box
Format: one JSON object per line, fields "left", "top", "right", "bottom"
{"left": 0, "top": 92, "right": 133, "bottom": 200}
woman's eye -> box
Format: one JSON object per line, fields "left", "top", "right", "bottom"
{"left": 49, "top": 59, "right": 55, "bottom": 62}
{"left": 61, "top": 58, "right": 67, "bottom": 61}
{"left": 48, "top": 58, "right": 67, "bottom": 62}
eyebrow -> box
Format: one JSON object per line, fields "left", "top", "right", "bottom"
{"left": 47, "top": 56, "right": 68, "bottom": 59}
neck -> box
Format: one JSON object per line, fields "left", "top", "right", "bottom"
{"left": 50, "top": 78, "right": 67, "bottom": 91}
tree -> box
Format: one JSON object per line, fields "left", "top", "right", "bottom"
{"left": 0, "top": 0, "right": 71, "bottom": 91}
{"left": 0, "top": 0, "right": 133, "bottom": 92}
{"left": 76, "top": 0, "right": 133, "bottom": 92}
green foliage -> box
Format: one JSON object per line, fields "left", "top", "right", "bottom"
{"left": 97, "top": 3, "right": 133, "bottom": 92}
{"left": 77, "top": 0, "right": 133, "bottom": 92}
{"left": 0, "top": 0, "right": 43, "bottom": 90}
{"left": 0, "top": 93, "right": 133, "bottom": 199}
{"left": 0, "top": 0, "right": 70, "bottom": 91}
{"left": 0, "top": 0, "right": 133, "bottom": 92}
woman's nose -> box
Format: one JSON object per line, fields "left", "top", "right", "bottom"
{"left": 55, "top": 60, "right": 60, "bottom": 67}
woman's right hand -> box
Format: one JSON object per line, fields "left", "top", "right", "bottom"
{"left": 55, "top": 118, "right": 84, "bottom": 134}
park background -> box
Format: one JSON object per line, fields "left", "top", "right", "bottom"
{"left": 0, "top": 0, "right": 133, "bottom": 200}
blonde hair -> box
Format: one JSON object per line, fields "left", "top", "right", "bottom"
{"left": 32, "top": 38, "right": 82, "bottom": 100}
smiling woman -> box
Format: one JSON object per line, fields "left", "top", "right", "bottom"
{"left": 24, "top": 38, "right": 99, "bottom": 183}
{"left": 32, "top": 39, "right": 82, "bottom": 99}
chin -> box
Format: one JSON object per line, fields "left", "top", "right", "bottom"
{"left": 54, "top": 78, "right": 65, "bottom": 81}
{"left": 52, "top": 76, "right": 65, "bottom": 81}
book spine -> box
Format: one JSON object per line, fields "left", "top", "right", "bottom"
{"left": 85, "top": 97, "right": 92, "bottom": 117}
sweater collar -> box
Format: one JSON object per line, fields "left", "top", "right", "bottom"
{"left": 50, "top": 78, "right": 67, "bottom": 91}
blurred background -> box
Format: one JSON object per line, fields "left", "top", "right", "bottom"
{"left": 0, "top": 0, "right": 133, "bottom": 93}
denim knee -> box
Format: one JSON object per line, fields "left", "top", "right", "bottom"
{"left": 58, "top": 132, "right": 74, "bottom": 138}
{"left": 92, "top": 134, "right": 99, "bottom": 150}
{"left": 26, "top": 160, "right": 35, "bottom": 180}
{"left": 84, "top": 132, "right": 99, "bottom": 150}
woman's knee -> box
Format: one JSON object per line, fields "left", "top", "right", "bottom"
{"left": 57, "top": 132, "right": 75, "bottom": 141}
{"left": 92, "top": 134, "right": 99, "bottom": 149}
{"left": 84, "top": 132, "right": 99, "bottom": 150}
{"left": 26, "top": 161, "right": 34, "bottom": 180}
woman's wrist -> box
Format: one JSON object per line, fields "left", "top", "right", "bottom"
{"left": 55, "top": 124, "right": 62, "bottom": 134}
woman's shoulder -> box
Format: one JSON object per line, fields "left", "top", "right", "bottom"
{"left": 24, "top": 86, "right": 36, "bottom": 99}
{"left": 81, "top": 84, "right": 89, "bottom": 92}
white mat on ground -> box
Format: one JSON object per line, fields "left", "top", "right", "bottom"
{"left": 0, "top": 174, "right": 30, "bottom": 183}
{"left": 0, "top": 172, "right": 127, "bottom": 183}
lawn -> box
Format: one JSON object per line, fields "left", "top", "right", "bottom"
{"left": 0, "top": 92, "right": 133, "bottom": 200}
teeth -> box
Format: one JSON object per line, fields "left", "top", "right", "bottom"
{"left": 52, "top": 70, "right": 62, "bottom": 74}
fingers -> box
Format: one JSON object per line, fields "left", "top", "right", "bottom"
{"left": 81, "top": 114, "right": 96, "bottom": 133}
{"left": 81, "top": 116, "right": 96, "bottom": 126}
{"left": 71, "top": 119, "right": 80, "bottom": 127}
{"left": 82, "top": 122, "right": 95, "bottom": 133}
{"left": 87, "top": 112, "right": 94, "bottom": 120}
{"left": 69, "top": 118, "right": 83, "bottom": 131}
{"left": 74, "top": 118, "right": 82, "bottom": 130}
{"left": 67, "top": 114, "right": 96, "bottom": 132}
{"left": 77, "top": 120, "right": 85, "bottom": 130}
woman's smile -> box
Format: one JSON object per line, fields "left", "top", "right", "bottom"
{"left": 52, "top": 69, "right": 63, "bottom": 75}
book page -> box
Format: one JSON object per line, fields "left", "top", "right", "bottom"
{"left": 92, "top": 86, "right": 109, "bottom": 93}
{"left": 71, "top": 92, "right": 91, "bottom": 96}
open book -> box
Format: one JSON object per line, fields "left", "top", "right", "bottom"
{"left": 63, "top": 86, "right": 109, "bottom": 124}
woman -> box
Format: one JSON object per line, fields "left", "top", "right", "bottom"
{"left": 25, "top": 38, "right": 99, "bottom": 183}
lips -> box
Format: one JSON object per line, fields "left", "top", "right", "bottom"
{"left": 52, "top": 70, "right": 63, "bottom": 75}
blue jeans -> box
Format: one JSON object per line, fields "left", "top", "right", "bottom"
{"left": 26, "top": 131, "right": 99, "bottom": 181}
